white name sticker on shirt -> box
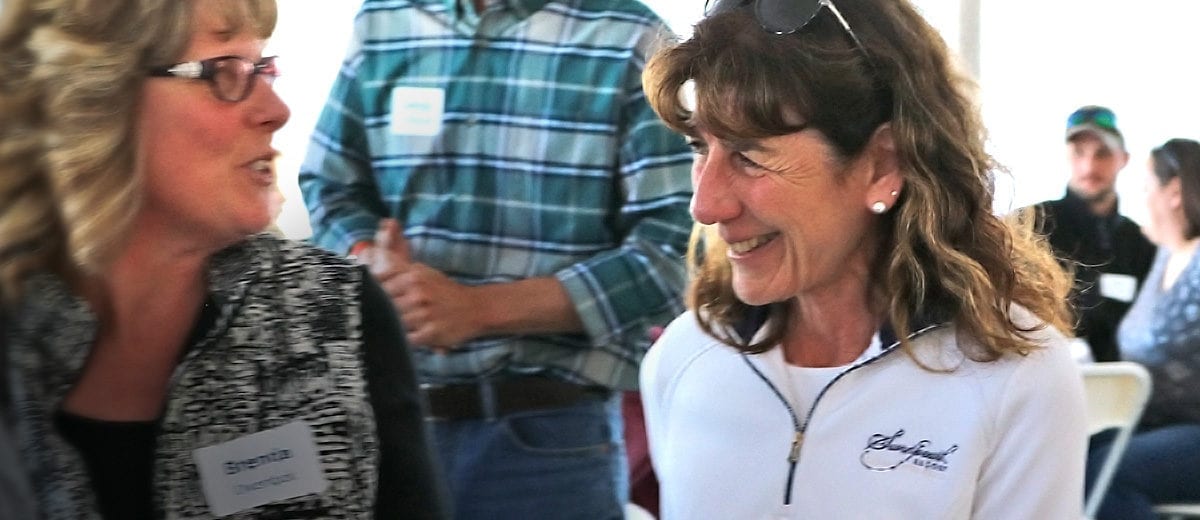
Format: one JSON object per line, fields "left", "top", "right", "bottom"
{"left": 192, "top": 421, "right": 328, "bottom": 517}
{"left": 390, "top": 86, "right": 444, "bottom": 136}
{"left": 1099, "top": 273, "right": 1138, "bottom": 303}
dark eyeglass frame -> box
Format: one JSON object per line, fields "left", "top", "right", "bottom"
{"left": 1067, "top": 107, "right": 1118, "bottom": 133}
{"left": 147, "top": 55, "right": 279, "bottom": 103}
{"left": 703, "top": 0, "right": 875, "bottom": 73}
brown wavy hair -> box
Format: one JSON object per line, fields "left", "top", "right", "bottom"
{"left": 644, "top": 0, "right": 1072, "bottom": 359}
{"left": 0, "top": 0, "right": 277, "bottom": 306}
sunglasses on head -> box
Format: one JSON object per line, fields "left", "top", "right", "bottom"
{"left": 703, "top": 0, "right": 874, "bottom": 69}
{"left": 1067, "top": 107, "right": 1118, "bottom": 133}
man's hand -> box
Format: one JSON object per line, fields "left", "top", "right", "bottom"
{"left": 356, "top": 218, "right": 411, "bottom": 278}
{"left": 381, "top": 262, "right": 482, "bottom": 352}
{"left": 359, "top": 219, "right": 482, "bottom": 352}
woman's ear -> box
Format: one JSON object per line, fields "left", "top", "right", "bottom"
{"left": 1166, "top": 176, "right": 1184, "bottom": 210}
{"left": 864, "top": 123, "right": 904, "bottom": 212}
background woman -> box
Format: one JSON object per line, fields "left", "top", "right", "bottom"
{"left": 1092, "top": 138, "right": 1200, "bottom": 519}
{"left": 0, "top": 0, "right": 446, "bottom": 518}
{"left": 639, "top": 0, "right": 1086, "bottom": 518}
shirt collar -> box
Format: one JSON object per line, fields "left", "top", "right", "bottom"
{"left": 447, "top": 0, "right": 550, "bottom": 21}
{"left": 1062, "top": 189, "right": 1121, "bottom": 219}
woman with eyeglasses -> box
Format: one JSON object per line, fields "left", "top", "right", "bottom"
{"left": 1092, "top": 138, "right": 1200, "bottom": 519}
{"left": 0, "top": 1, "right": 447, "bottom": 518}
{"left": 638, "top": 0, "right": 1086, "bottom": 518}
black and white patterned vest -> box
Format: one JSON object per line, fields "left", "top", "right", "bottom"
{"left": 7, "top": 234, "right": 378, "bottom": 519}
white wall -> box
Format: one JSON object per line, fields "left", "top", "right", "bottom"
{"left": 980, "top": 0, "right": 1200, "bottom": 225}
{"left": 267, "top": 0, "right": 1199, "bottom": 239}
{"left": 267, "top": 1, "right": 360, "bottom": 239}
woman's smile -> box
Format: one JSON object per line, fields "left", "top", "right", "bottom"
{"left": 727, "top": 232, "right": 780, "bottom": 256}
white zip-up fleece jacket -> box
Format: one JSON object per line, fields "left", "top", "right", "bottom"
{"left": 641, "top": 308, "right": 1087, "bottom": 520}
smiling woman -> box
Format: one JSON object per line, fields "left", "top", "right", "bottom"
{"left": 637, "top": 0, "right": 1087, "bottom": 518}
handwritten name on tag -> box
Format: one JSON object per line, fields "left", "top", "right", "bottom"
{"left": 390, "top": 86, "right": 444, "bottom": 136}
{"left": 193, "top": 421, "right": 328, "bottom": 517}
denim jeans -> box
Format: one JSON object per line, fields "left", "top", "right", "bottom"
{"left": 428, "top": 393, "right": 625, "bottom": 520}
{"left": 1086, "top": 423, "right": 1200, "bottom": 520}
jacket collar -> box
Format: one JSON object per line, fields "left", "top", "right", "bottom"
{"left": 205, "top": 236, "right": 267, "bottom": 309}
{"left": 11, "top": 237, "right": 269, "bottom": 374}
{"left": 735, "top": 303, "right": 948, "bottom": 349}
{"left": 1060, "top": 189, "right": 1121, "bottom": 221}
{"left": 878, "top": 307, "right": 949, "bottom": 348}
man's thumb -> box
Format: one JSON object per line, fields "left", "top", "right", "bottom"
{"left": 375, "top": 218, "right": 410, "bottom": 263}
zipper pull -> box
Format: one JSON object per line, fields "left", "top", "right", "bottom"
{"left": 788, "top": 431, "right": 804, "bottom": 463}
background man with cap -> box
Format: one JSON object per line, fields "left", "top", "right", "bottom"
{"left": 1033, "top": 105, "right": 1156, "bottom": 362}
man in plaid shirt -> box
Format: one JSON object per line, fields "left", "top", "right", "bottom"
{"left": 299, "top": 0, "right": 692, "bottom": 517}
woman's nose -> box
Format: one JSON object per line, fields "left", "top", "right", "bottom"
{"left": 248, "top": 76, "right": 291, "bottom": 132}
{"left": 689, "top": 152, "right": 740, "bottom": 225}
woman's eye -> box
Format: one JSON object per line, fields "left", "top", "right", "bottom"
{"left": 733, "top": 153, "right": 758, "bottom": 167}
{"left": 686, "top": 139, "right": 708, "bottom": 155}
{"left": 733, "top": 153, "right": 768, "bottom": 175}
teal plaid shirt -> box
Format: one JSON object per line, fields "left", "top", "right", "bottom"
{"left": 299, "top": 0, "right": 694, "bottom": 390}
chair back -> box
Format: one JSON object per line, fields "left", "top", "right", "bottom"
{"left": 625, "top": 503, "right": 655, "bottom": 520}
{"left": 1081, "top": 361, "right": 1152, "bottom": 519}
{"left": 1155, "top": 503, "right": 1200, "bottom": 519}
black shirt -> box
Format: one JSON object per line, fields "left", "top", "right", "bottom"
{"left": 1034, "top": 191, "right": 1157, "bottom": 362}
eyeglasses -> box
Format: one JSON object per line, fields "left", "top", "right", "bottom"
{"left": 147, "top": 55, "right": 279, "bottom": 103}
{"left": 1066, "top": 106, "right": 1118, "bottom": 133}
{"left": 703, "top": 0, "right": 873, "bottom": 67}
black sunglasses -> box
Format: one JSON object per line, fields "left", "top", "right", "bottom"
{"left": 704, "top": 0, "right": 874, "bottom": 69}
{"left": 147, "top": 55, "right": 279, "bottom": 103}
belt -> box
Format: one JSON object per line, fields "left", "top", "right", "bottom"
{"left": 420, "top": 376, "right": 610, "bottom": 421}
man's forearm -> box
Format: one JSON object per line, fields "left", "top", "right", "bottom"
{"left": 473, "top": 277, "right": 584, "bottom": 336}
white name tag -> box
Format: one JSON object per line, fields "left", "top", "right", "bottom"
{"left": 192, "top": 421, "right": 328, "bottom": 517}
{"left": 390, "top": 86, "right": 444, "bottom": 136}
{"left": 1099, "top": 273, "right": 1138, "bottom": 303}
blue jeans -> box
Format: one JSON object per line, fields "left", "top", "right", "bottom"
{"left": 1086, "top": 424, "right": 1200, "bottom": 520}
{"left": 427, "top": 394, "right": 625, "bottom": 520}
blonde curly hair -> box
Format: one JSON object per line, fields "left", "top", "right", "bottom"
{"left": 0, "top": 0, "right": 276, "bottom": 306}
{"left": 644, "top": 0, "right": 1072, "bottom": 360}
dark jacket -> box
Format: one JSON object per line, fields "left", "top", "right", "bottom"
{"left": 0, "top": 313, "right": 38, "bottom": 520}
{"left": 1034, "top": 191, "right": 1156, "bottom": 362}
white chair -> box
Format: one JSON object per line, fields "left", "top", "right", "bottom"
{"left": 625, "top": 502, "right": 655, "bottom": 520}
{"left": 1155, "top": 503, "right": 1200, "bottom": 519}
{"left": 1081, "top": 361, "right": 1153, "bottom": 519}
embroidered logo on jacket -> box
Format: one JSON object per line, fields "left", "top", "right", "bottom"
{"left": 860, "top": 429, "right": 958, "bottom": 472}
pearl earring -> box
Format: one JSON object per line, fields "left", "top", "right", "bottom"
{"left": 871, "top": 201, "right": 887, "bottom": 214}
{"left": 890, "top": 190, "right": 899, "bottom": 197}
